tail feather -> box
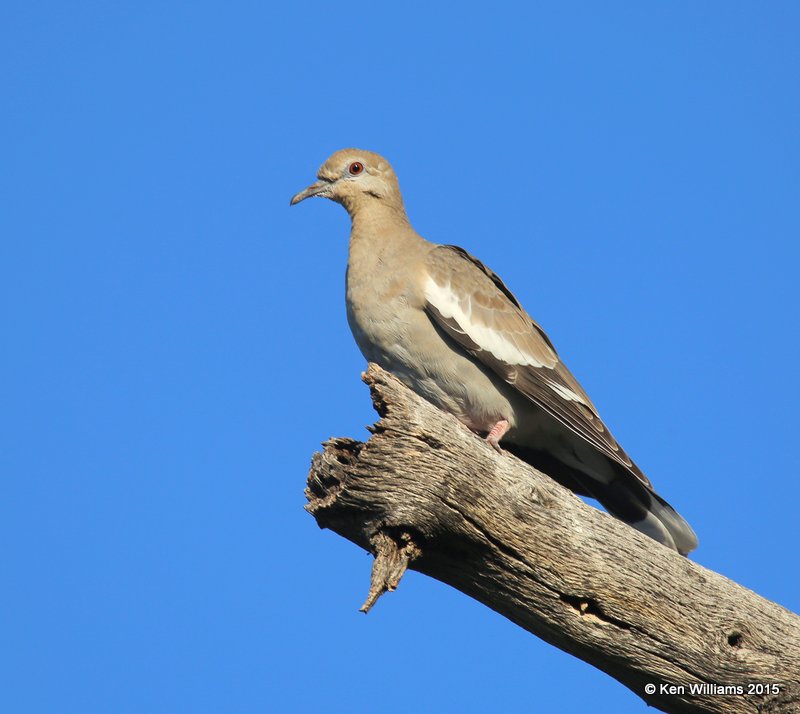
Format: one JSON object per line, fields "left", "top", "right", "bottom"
{"left": 507, "top": 444, "right": 698, "bottom": 555}
{"left": 578, "top": 472, "right": 698, "bottom": 555}
{"left": 647, "top": 493, "right": 698, "bottom": 556}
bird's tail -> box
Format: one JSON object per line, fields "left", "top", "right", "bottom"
{"left": 593, "top": 474, "right": 698, "bottom": 555}
{"left": 644, "top": 492, "right": 698, "bottom": 556}
{"left": 504, "top": 444, "right": 698, "bottom": 554}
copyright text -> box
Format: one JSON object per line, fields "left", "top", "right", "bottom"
{"left": 644, "top": 682, "right": 782, "bottom": 696}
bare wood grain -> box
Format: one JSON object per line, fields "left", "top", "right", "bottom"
{"left": 305, "top": 364, "right": 800, "bottom": 713}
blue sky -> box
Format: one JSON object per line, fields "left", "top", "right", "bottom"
{"left": 3, "top": 2, "right": 799, "bottom": 712}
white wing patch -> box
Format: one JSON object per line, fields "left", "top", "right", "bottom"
{"left": 425, "top": 276, "right": 552, "bottom": 368}
{"left": 544, "top": 378, "right": 589, "bottom": 405}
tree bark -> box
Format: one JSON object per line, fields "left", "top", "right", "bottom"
{"left": 305, "top": 364, "right": 800, "bottom": 714}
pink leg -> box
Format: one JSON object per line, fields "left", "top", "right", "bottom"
{"left": 485, "top": 419, "right": 510, "bottom": 453}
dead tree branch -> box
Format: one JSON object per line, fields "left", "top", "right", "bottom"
{"left": 305, "top": 364, "right": 800, "bottom": 713}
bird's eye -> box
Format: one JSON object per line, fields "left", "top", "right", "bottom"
{"left": 348, "top": 162, "right": 364, "bottom": 175}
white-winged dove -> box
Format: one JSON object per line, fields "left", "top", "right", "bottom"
{"left": 291, "top": 149, "right": 698, "bottom": 555}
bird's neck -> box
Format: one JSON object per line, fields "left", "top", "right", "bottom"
{"left": 344, "top": 197, "right": 410, "bottom": 234}
{"left": 347, "top": 203, "right": 424, "bottom": 272}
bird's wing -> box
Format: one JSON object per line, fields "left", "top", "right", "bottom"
{"left": 423, "top": 244, "right": 651, "bottom": 487}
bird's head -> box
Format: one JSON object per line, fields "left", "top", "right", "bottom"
{"left": 290, "top": 149, "right": 405, "bottom": 216}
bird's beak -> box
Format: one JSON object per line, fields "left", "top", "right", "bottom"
{"left": 289, "top": 179, "right": 333, "bottom": 206}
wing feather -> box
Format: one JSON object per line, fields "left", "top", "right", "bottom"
{"left": 424, "top": 244, "right": 651, "bottom": 487}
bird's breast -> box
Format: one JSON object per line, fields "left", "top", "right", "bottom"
{"left": 345, "top": 264, "right": 529, "bottom": 435}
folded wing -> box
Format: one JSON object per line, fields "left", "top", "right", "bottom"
{"left": 423, "top": 244, "right": 652, "bottom": 488}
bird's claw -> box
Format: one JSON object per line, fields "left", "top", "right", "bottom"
{"left": 485, "top": 419, "right": 510, "bottom": 453}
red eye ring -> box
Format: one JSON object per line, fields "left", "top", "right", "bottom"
{"left": 348, "top": 162, "right": 364, "bottom": 175}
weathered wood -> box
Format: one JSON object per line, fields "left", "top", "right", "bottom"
{"left": 305, "top": 364, "right": 800, "bottom": 714}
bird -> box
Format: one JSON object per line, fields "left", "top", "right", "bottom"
{"left": 291, "top": 148, "right": 698, "bottom": 555}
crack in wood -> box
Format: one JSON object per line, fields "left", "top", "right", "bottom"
{"left": 560, "top": 593, "right": 632, "bottom": 630}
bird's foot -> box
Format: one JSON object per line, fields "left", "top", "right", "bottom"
{"left": 485, "top": 419, "right": 510, "bottom": 453}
